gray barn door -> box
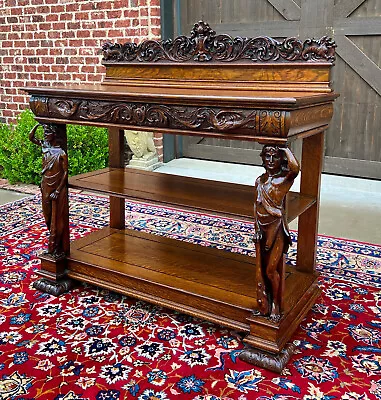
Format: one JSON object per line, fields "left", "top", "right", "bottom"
{"left": 175, "top": 0, "right": 381, "bottom": 179}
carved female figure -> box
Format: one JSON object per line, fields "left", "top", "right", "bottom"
{"left": 29, "top": 124, "right": 68, "bottom": 258}
{"left": 254, "top": 146, "right": 300, "bottom": 318}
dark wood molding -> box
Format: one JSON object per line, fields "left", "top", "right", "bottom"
{"left": 239, "top": 342, "right": 295, "bottom": 373}
{"left": 33, "top": 278, "right": 75, "bottom": 297}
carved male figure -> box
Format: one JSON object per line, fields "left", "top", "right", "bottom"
{"left": 29, "top": 124, "right": 68, "bottom": 258}
{"left": 254, "top": 146, "right": 300, "bottom": 318}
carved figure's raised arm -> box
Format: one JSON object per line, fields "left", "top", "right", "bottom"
{"left": 282, "top": 147, "right": 300, "bottom": 179}
{"left": 29, "top": 124, "right": 43, "bottom": 146}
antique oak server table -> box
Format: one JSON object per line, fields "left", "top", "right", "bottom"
{"left": 25, "top": 21, "right": 338, "bottom": 372}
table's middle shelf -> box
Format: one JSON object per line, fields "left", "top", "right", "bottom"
{"left": 69, "top": 167, "right": 316, "bottom": 223}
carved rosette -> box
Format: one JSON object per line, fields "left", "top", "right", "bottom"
{"left": 101, "top": 21, "right": 336, "bottom": 64}
{"left": 30, "top": 96, "right": 288, "bottom": 137}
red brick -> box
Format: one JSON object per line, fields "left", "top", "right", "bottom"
{"left": 5, "top": 73, "right": 17, "bottom": 79}
{"left": 29, "top": 73, "right": 43, "bottom": 80}
{"left": 8, "top": 103, "right": 19, "bottom": 110}
{"left": 62, "top": 31, "right": 76, "bottom": 39}
{"left": 124, "top": 9, "right": 139, "bottom": 18}
{"left": 77, "top": 30, "right": 91, "bottom": 38}
{"left": 69, "top": 40, "right": 84, "bottom": 47}
{"left": 40, "top": 57, "right": 54, "bottom": 64}
{"left": 151, "top": 27, "right": 160, "bottom": 37}
{"left": 80, "top": 2, "right": 97, "bottom": 11}
{"left": 46, "top": 14, "right": 59, "bottom": 22}
{"left": 70, "top": 56, "right": 85, "bottom": 64}
{"left": 107, "top": 30, "right": 125, "bottom": 37}
{"left": 2, "top": 41, "right": 14, "bottom": 48}
{"left": 36, "top": 48, "right": 49, "bottom": 55}
{"left": 37, "top": 65, "right": 50, "bottom": 72}
{"left": 75, "top": 12, "right": 90, "bottom": 20}
{"left": 90, "top": 11, "right": 106, "bottom": 20}
{"left": 87, "top": 74, "right": 102, "bottom": 82}
{"left": 11, "top": 8, "right": 23, "bottom": 15}
{"left": 60, "top": 13, "right": 73, "bottom": 21}
{"left": 66, "top": 65, "right": 79, "bottom": 72}
{"left": 39, "top": 23, "right": 52, "bottom": 30}
{"left": 150, "top": 17, "right": 160, "bottom": 26}
{"left": 49, "top": 48, "right": 62, "bottom": 55}
{"left": 81, "top": 65, "right": 95, "bottom": 73}
{"left": 52, "top": 22, "right": 66, "bottom": 30}
{"left": 150, "top": 5, "right": 161, "bottom": 16}
{"left": 41, "top": 40, "right": 53, "bottom": 47}
{"left": 93, "top": 30, "right": 108, "bottom": 38}
{"left": 21, "top": 32, "right": 34, "bottom": 39}
{"left": 64, "top": 48, "right": 78, "bottom": 56}
{"left": 67, "top": 22, "right": 81, "bottom": 30}
{"left": 65, "top": 3, "right": 80, "bottom": 12}
{"left": 7, "top": 16, "right": 19, "bottom": 23}
{"left": 24, "top": 65, "right": 37, "bottom": 72}
{"left": 36, "top": 6, "right": 50, "bottom": 14}
{"left": 34, "top": 32, "right": 47, "bottom": 40}
{"left": 31, "top": 15, "right": 44, "bottom": 23}
{"left": 48, "top": 31, "right": 61, "bottom": 39}
{"left": 107, "top": 10, "right": 122, "bottom": 19}
{"left": 99, "top": 1, "right": 113, "bottom": 9}
{"left": 83, "top": 39, "right": 98, "bottom": 47}
{"left": 79, "top": 48, "right": 94, "bottom": 56}
{"left": 50, "top": 5, "right": 65, "bottom": 13}
{"left": 57, "top": 73, "right": 71, "bottom": 80}
{"left": 8, "top": 33, "right": 21, "bottom": 40}
{"left": 43, "top": 73, "right": 57, "bottom": 80}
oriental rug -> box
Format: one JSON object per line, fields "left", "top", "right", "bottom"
{"left": 0, "top": 193, "right": 380, "bottom": 400}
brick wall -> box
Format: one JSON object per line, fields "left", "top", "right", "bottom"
{"left": 0, "top": 0, "right": 163, "bottom": 157}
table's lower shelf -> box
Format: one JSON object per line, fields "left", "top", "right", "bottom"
{"left": 61, "top": 227, "right": 319, "bottom": 342}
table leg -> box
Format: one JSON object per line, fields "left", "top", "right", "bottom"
{"left": 296, "top": 131, "right": 324, "bottom": 273}
{"left": 109, "top": 127, "right": 125, "bottom": 229}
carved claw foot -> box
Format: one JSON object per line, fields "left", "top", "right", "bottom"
{"left": 238, "top": 342, "right": 295, "bottom": 373}
{"left": 33, "top": 278, "right": 75, "bottom": 297}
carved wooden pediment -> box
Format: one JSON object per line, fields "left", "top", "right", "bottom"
{"left": 102, "top": 20, "right": 336, "bottom": 64}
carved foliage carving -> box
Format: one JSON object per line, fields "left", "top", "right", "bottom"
{"left": 30, "top": 96, "right": 287, "bottom": 137}
{"left": 102, "top": 20, "right": 336, "bottom": 64}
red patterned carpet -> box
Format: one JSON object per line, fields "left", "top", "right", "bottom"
{"left": 0, "top": 193, "right": 380, "bottom": 400}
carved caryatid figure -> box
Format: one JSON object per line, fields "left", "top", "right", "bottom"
{"left": 254, "top": 146, "right": 300, "bottom": 319}
{"left": 29, "top": 124, "right": 68, "bottom": 258}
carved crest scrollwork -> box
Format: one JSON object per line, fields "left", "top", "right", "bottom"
{"left": 101, "top": 20, "right": 336, "bottom": 64}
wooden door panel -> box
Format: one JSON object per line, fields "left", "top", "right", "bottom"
{"left": 176, "top": 0, "right": 381, "bottom": 179}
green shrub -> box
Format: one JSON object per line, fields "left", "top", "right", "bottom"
{"left": 0, "top": 109, "right": 109, "bottom": 185}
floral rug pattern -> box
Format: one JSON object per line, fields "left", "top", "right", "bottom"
{"left": 0, "top": 193, "right": 380, "bottom": 400}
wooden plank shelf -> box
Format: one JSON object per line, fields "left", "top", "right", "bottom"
{"left": 66, "top": 227, "right": 317, "bottom": 333}
{"left": 69, "top": 167, "right": 316, "bottom": 223}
